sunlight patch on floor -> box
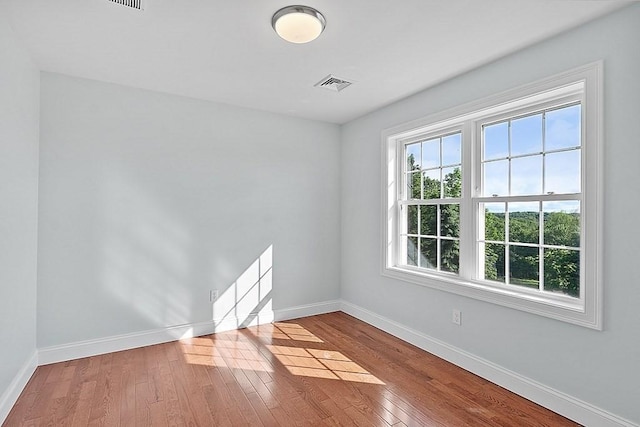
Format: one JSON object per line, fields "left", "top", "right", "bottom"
{"left": 265, "top": 334, "right": 385, "bottom": 385}
{"left": 180, "top": 322, "right": 384, "bottom": 385}
{"left": 179, "top": 335, "right": 273, "bottom": 372}
{"left": 249, "top": 322, "right": 324, "bottom": 342}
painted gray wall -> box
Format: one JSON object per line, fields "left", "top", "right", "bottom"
{"left": 37, "top": 73, "right": 341, "bottom": 347}
{"left": 340, "top": 4, "right": 640, "bottom": 423}
{"left": 0, "top": 5, "right": 39, "bottom": 400}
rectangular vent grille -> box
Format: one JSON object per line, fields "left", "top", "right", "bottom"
{"left": 314, "top": 75, "right": 353, "bottom": 92}
{"left": 108, "top": 0, "right": 143, "bottom": 10}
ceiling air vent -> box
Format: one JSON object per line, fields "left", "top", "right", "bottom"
{"left": 314, "top": 75, "right": 353, "bottom": 92}
{"left": 108, "top": 0, "right": 144, "bottom": 10}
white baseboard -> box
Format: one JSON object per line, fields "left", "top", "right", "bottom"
{"left": 339, "top": 300, "right": 638, "bottom": 427}
{"left": 39, "top": 319, "right": 216, "bottom": 365}
{"left": 38, "top": 300, "right": 340, "bottom": 366}
{"left": 274, "top": 299, "right": 341, "bottom": 321}
{"left": 0, "top": 351, "right": 38, "bottom": 426}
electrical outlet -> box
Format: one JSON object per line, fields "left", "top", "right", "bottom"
{"left": 210, "top": 289, "right": 219, "bottom": 302}
{"left": 452, "top": 309, "right": 462, "bottom": 325}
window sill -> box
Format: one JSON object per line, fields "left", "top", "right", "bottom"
{"left": 382, "top": 265, "right": 600, "bottom": 329}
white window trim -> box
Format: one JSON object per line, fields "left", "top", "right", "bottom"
{"left": 381, "top": 62, "right": 603, "bottom": 330}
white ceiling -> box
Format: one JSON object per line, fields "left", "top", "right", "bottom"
{"left": 5, "top": 0, "right": 631, "bottom": 124}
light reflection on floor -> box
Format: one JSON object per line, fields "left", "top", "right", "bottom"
{"left": 180, "top": 322, "right": 385, "bottom": 385}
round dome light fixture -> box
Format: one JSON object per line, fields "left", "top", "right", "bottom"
{"left": 272, "top": 5, "right": 326, "bottom": 44}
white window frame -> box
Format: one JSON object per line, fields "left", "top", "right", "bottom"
{"left": 381, "top": 62, "right": 603, "bottom": 330}
{"left": 400, "top": 127, "right": 463, "bottom": 273}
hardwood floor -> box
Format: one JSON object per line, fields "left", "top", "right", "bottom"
{"left": 4, "top": 312, "right": 578, "bottom": 426}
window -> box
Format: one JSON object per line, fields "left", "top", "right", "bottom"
{"left": 403, "top": 131, "right": 462, "bottom": 273}
{"left": 382, "top": 63, "right": 602, "bottom": 329}
{"left": 478, "top": 104, "right": 582, "bottom": 297}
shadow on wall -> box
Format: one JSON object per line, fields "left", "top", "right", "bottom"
{"left": 101, "top": 172, "right": 274, "bottom": 337}
{"left": 212, "top": 245, "right": 274, "bottom": 330}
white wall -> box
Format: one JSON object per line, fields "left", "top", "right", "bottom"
{"left": 37, "top": 73, "right": 341, "bottom": 347}
{"left": 0, "top": 0, "right": 39, "bottom": 416}
{"left": 340, "top": 4, "right": 640, "bottom": 424}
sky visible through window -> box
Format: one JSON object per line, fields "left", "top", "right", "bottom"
{"left": 483, "top": 104, "right": 581, "bottom": 213}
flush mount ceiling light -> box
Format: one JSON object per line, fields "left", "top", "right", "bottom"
{"left": 272, "top": 5, "right": 326, "bottom": 44}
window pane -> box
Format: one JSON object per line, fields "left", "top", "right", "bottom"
{"left": 484, "top": 122, "right": 509, "bottom": 160}
{"left": 545, "top": 104, "right": 581, "bottom": 151}
{"left": 420, "top": 205, "right": 437, "bottom": 236}
{"left": 484, "top": 159, "right": 508, "bottom": 197}
{"left": 509, "top": 245, "right": 539, "bottom": 289}
{"left": 441, "top": 204, "right": 459, "bottom": 238}
{"left": 407, "top": 205, "right": 419, "bottom": 235}
{"left": 511, "top": 113, "right": 542, "bottom": 156}
{"left": 511, "top": 155, "right": 542, "bottom": 195}
{"left": 509, "top": 202, "right": 539, "bottom": 244}
{"left": 407, "top": 236, "right": 419, "bottom": 266}
{"left": 545, "top": 149, "right": 581, "bottom": 194}
{"left": 544, "top": 248, "right": 580, "bottom": 297}
{"left": 441, "top": 240, "right": 459, "bottom": 273}
{"left": 543, "top": 201, "right": 580, "bottom": 247}
{"left": 484, "top": 203, "right": 505, "bottom": 242}
{"left": 420, "top": 238, "right": 437, "bottom": 269}
{"left": 406, "top": 143, "right": 421, "bottom": 170}
{"left": 407, "top": 172, "right": 421, "bottom": 199}
{"left": 484, "top": 243, "right": 505, "bottom": 282}
{"left": 423, "top": 169, "right": 441, "bottom": 199}
{"left": 422, "top": 138, "right": 440, "bottom": 169}
{"left": 442, "top": 133, "right": 461, "bottom": 166}
{"left": 443, "top": 167, "right": 462, "bottom": 198}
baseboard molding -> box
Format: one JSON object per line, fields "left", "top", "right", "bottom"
{"left": 38, "top": 299, "right": 340, "bottom": 366}
{"left": 274, "top": 299, "right": 341, "bottom": 321}
{"left": 0, "top": 351, "right": 38, "bottom": 425}
{"left": 339, "top": 300, "right": 638, "bottom": 427}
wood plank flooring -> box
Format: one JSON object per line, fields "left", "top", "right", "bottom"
{"left": 4, "top": 312, "right": 579, "bottom": 426}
